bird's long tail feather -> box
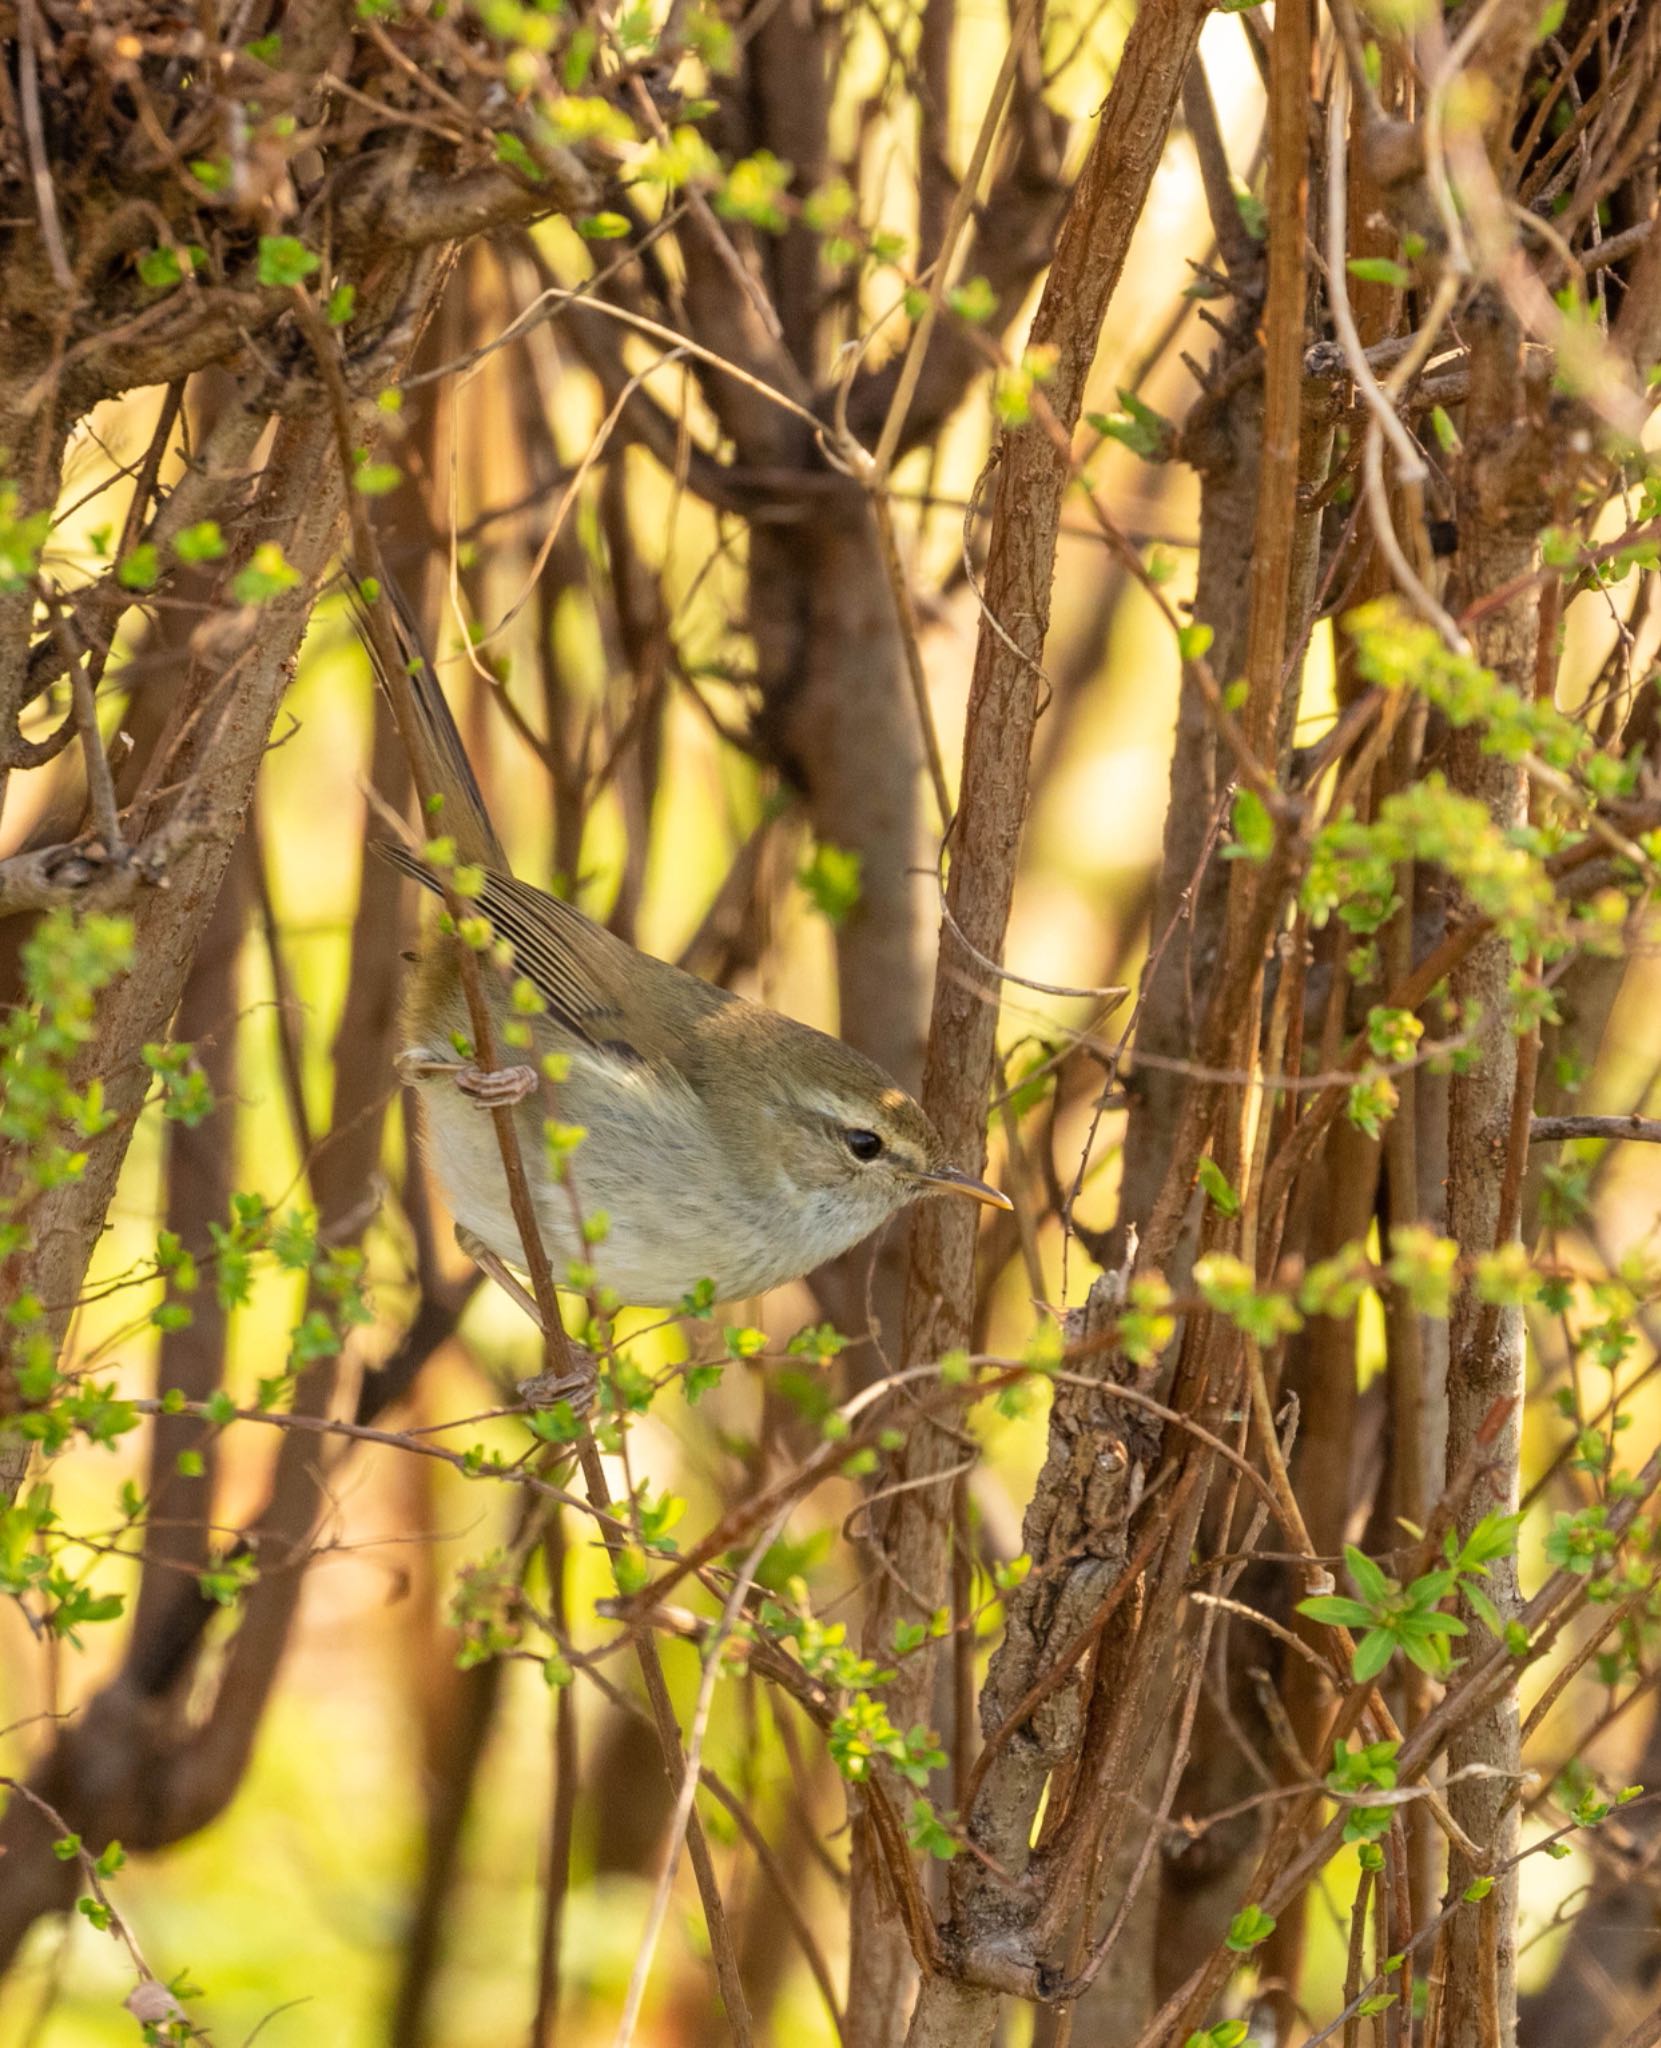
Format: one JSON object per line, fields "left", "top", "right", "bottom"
{"left": 351, "top": 576, "right": 506, "bottom": 872}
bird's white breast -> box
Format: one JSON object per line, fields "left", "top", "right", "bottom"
{"left": 407, "top": 1038, "right": 892, "bottom": 1306}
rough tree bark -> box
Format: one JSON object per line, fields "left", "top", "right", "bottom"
{"left": 845, "top": 2, "right": 1212, "bottom": 2038}
{"left": 1440, "top": 288, "right": 1546, "bottom": 2048}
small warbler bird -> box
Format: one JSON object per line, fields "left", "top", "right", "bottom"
{"left": 361, "top": 586, "right": 1010, "bottom": 1315}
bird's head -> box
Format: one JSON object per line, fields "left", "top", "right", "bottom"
{"left": 753, "top": 1029, "right": 1012, "bottom": 1231}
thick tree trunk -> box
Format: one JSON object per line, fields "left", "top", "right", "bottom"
{"left": 0, "top": 405, "right": 345, "bottom": 1509}
{"left": 1442, "top": 290, "right": 1544, "bottom": 2048}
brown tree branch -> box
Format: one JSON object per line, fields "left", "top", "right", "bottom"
{"left": 846, "top": 3, "right": 1212, "bottom": 2039}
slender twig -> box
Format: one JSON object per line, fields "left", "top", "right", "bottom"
{"left": 1326, "top": 68, "right": 1469, "bottom": 656}
{"left": 866, "top": 0, "right": 1044, "bottom": 480}
{"left": 461, "top": 345, "right": 692, "bottom": 666}
{"left": 612, "top": 1509, "right": 788, "bottom": 2048}
{"left": 16, "top": 0, "right": 74, "bottom": 296}
{"left": 1530, "top": 1114, "right": 1661, "bottom": 1145}
{"left": 124, "top": 1398, "right": 603, "bottom": 1518}
{"left": 865, "top": 489, "right": 953, "bottom": 828}
{"left": 68, "top": 660, "right": 123, "bottom": 859}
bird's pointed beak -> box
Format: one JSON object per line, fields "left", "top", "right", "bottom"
{"left": 919, "top": 1166, "right": 1015, "bottom": 1212}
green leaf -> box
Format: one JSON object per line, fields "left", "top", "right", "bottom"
{"left": 798, "top": 842, "right": 863, "bottom": 925}
{"left": 116, "top": 544, "right": 160, "bottom": 591}
{"left": 577, "top": 212, "right": 632, "bottom": 239}
{"left": 326, "top": 283, "right": 357, "bottom": 326}
{"left": 1225, "top": 786, "right": 1274, "bottom": 863}
{"left": 1352, "top": 1626, "right": 1396, "bottom": 1682}
{"left": 527, "top": 1401, "right": 584, "bottom": 1444}
{"left": 789, "top": 1320, "right": 847, "bottom": 1362}
{"left": 1085, "top": 387, "right": 1172, "bottom": 461}
{"left": 906, "top": 1797, "right": 959, "bottom": 1860}
{"left": 1296, "top": 1594, "right": 1374, "bottom": 1627}
{"left": 679, "top": 1277, "right": 716, "bottom": 1319}
{"left": 256, "top": 235, "right": 319, "bottom": 287}
{"left": 232, "top": 541, "right": 301, "bottom": 605}
{"left": 560, "top": 23, "right": 598, "bottom": 86}
{"left": 1404, "top": 1566, "right": 1456, "bottom": 1607}
{"left": 1196, "top": 1155, "right": 1240, "bottom": 1218}
{"left": 494, "top": 131, "right": 545, "bottom": 182}
{"left": 289, "top": 1310, "right": 341, "bottom": 1364}
{"left": 1460, "top": 1580, "right": 1503, "bottom": 1637}
{"left": 0, "top": 485, "right": 51, "bottom": 592}
{"left": 137, "top": 245, "right": 184, "bottom": 289}
{"left": 1345, "top": 1543, "right": 1391, "bottom": 1607}
{"left": 947, "top": 275, "right": 998, "bottom": 325}
{"left": 1346, "top": 1073, "right": 1399, "bottom": 1139}
{"left": 1398, "top": 1631, "right": 1452, "bottom": 1676}
{"left": 716, "top": 150, "right": 793, "bottom": 232}
{"left": 1177, "top": 621, "right": 1214, "bottom": 663}
{"left": 1347, "top": 256, "right": 1411, "bottom": 288}
{"left": 1460, "top": 1510, "right": 1524, "bottom": 1566}
{"left": 173, "top": 520, "right": 226, "bottom": 565}
{"left": 1224, "top": 1903, "right": 1276, "bottom": 1951}
{"left": 612, "top": 1544, "right": 648, "bottom": 1595}
{"left": 1429, "top": 404, "right": 1460, "bottom": 454}
{"left": 1367, "top": 1005, "right": 1423, "bottom": 1063}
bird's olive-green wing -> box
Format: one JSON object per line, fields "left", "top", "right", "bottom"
{"left": 481, "top": 873, "right": 738, "bottom": 1064}
{"left": 382, "top": 845, "right": 731, "bottom": 1062}
{"left": 359, "top": 577, "right": 733, "bottom": 1064}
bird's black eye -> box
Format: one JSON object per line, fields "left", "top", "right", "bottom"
{"left": 843, "top": 1128, "right": 884, "bottom": 1163}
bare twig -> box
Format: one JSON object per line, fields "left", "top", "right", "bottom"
{"left": 15, "top": 0, "right": 73, "bottom": 297}
{"left": 613, "top": 1510, "right": 789, "bottom": 2048}
{"left": 1530, "top": 1114, "right": 1661, "bottom": 1145}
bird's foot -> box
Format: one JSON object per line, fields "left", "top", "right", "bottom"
{"left": 516, "top": 1353, "right": 598, "bottom": 1416}
{"left": 454, "top": 1227, "right": 598, "bottom": 1417}
{"left": 395, "top": 1050, "right": 539, "bottom": 1108}
{"left": 455, "top": 1062, "right": 539, "bottom": 1108}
